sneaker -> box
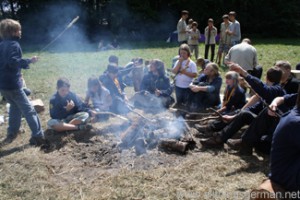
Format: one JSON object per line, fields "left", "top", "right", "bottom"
{"left": 200, "top": 135, "right": 223, "bottom": 148}
{"left": 0, "top": 134, "right": 18, "bottom": 147}
{"left": 226, "top": 139, "right": 242, "bottom": 150}
{"left": 78, "top": 124, "right": 93, "bottom": 131}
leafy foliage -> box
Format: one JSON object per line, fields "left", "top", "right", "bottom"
{"left": 0, "top": 0, "right": 299, "bottom": 44}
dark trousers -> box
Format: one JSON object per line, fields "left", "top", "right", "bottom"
{"left": 204, "top": 44, "right": 215, "bottom": 62}
{"left": 241, "top": 108, "right": 279, "bottom": 153}
{"left": 188, "top": 91, "right": 220, "bottom": 112}
{"left": 175, "top": 86, "right": 190, "bottom": 107}
{"left": 210, "top": 110, "right": 257, "bottom": 143}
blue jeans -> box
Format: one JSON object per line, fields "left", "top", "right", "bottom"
{"left": 0, "top": 89, "right": 44, "bottom": 138}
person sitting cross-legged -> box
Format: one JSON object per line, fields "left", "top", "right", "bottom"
{"left": 188, "top": 62, "right": 222, "bottom": 112}
{"left": 47, "top": 77, "right": 92, "bottom": 132}
{"left": 130, "top": 59, "right": 174, "bottom": 111}
{"left": 200, "top": 63, "right": 286, "bottom": 149}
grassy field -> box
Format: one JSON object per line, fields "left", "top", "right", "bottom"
{"left": 0, "top": 39, "right": 300, "bottom": 200}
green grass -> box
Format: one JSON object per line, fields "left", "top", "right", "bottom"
{"left": 0, "top": 38, "right": 300, "bottom": 200}
{"left": 22, "top": 38, "right": 300, "bottom": 101}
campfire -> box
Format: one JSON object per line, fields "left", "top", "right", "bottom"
{"left": 117, "top": 110, "right": 197, "bottom": 155}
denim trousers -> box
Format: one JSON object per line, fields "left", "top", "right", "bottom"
{"left": 0, "top": 88, "right": 44, "bottom": 138}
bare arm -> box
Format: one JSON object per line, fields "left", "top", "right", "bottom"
{"left": 242, "top": 94, "right": 260, "bottom": 110}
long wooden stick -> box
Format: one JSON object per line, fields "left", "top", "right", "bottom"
{"left": 95, "top": 111, "right": 130, "bottom": 121}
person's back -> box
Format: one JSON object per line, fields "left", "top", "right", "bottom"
{"left": 225, "top": 39, "right": 257, "bottom": 72}
{"left": 270, "top": 106, "right": 300, "bottom": 192}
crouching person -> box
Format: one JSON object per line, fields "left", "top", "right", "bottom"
{"left": 131, "top": 59, "right": 174, "bottom": 110}
{"left": 47, "top": 77, "right": 92, "bottom": 132}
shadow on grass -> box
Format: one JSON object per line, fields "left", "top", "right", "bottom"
{"left": 43, "top": 129, "right": 98, "bottom": 153}
{"left": 225, "top": 153, "right": 269, "bottom": 177}
{"left": 0, "top": 144, "right": 30, "bottom": 158}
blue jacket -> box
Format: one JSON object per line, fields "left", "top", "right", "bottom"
{"left": 100, "top": 74, "right": 126, "bottom": 101}
{"left": 0, "top": 38, "right": 31, "bottom": 89}
{"left": 270, "top": 107, "right": 300, "bottom": 191}
{"left": 245, "top": 74, "right": 286, "bottom": 115}
{"left": 49, "top": 91, "right": 89, "bottom": 120}
{"left": 223, "top": 85, "right": 246, "bottom": 113}
{"left": 196, "top": 74, "right": 222, "bottom": 105}
{"left": 140, "top": 72, "right": 173, "bottom": 97}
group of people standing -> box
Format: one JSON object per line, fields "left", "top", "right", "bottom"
{"left": 177, "top": 10, "right": 241, "bottom": 64}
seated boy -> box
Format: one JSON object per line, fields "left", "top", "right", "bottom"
{"left": 100, "top": 64, "right": 131, "bottom": 114}
{"left": 47, "top": 77, "right": 92, "bottom": 132}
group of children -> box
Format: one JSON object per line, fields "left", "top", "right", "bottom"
{"left": 1, "top": 17, "right": 300, "bottom": 196}
{"left": 177, "top": 10, "right": 241, "bottom": 65}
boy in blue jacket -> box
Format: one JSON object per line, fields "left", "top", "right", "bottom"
{"left": 47, "top": 78, "right": 92, "bottom": 132}
{"left": 0, "top": 19, "right": 45, "bottom": 146}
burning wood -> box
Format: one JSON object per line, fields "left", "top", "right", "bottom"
{"left": 118, "top": 113, "right": 196, "bottom": 155}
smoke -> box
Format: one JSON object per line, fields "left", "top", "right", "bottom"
{"left": 22, "top": 1, "right": 90, "bottom": 52}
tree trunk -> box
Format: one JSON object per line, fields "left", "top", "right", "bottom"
{"left": 9, "top": 0, "right": 15, "bottom": 18}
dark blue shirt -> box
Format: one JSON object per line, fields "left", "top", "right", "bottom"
{"left": 0, "top": 38, "right": 31, "bottom": 89}
{"left": 140, "top": 72, "right": 173, "bottom": 96}
{"left": 270, "top": 107, "right": 300, "bottom": 192}
{"left": 100, "top": 74, "right": 125, "bottom": 101}
{"left": 245, "top": 74, "right": 286, "bottom": 115}
{"left": 284, "top": 93, "right": 298, "bottom": 109}
{"left": 49, "top": 91, "right": 88, "bottom": 120}
{"left": 223, "top": 85, "right": 246, "bottom": 113}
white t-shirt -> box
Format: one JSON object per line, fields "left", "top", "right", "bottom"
{"left": 173, "top": 59, "right": 197, "bottom": 88}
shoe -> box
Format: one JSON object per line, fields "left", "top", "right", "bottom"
{"left": 78, "top": 124, "right": 93, "bottom": 131}
{"left": 194, "top": 124, "right": 211, "bottom": 133}
{"left": 200, "top": 135, "right": 223, "bottom": 148}
{"left": 239, "top": 142, "right": 253, "bottom": 156}
{"left": 0, "top": 134, "right": 18, "bottom": 147}
{"left": 0, "top": 129, "right": 25, "bottom": 147}
{"left": 226, "top": 139, "right": 242, "bottom": 150}
{"left": 29, "top": 136, "right": 48, "bottom": 147}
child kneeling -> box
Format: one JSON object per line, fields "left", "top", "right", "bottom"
{"left": 47, "top": 77, "right": 92, "bottom": 132}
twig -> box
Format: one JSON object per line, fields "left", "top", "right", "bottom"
{"left": 179, "top": 116, "right": 219, "bottom": 122}
{"left": 95, "top": 111, "right": 130, "bottom": 121}
{"left": 169, "top": 108, "right": 211, "bottom": 117}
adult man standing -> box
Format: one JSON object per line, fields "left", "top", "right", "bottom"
{"left": 227, "top": 11, "right": 241, "bottom": 46}
{"left": 225, "top": 38, "right": 262, "bottom": 79}
{"left": 177, "top": 10, "right": 189, "bottom": 44}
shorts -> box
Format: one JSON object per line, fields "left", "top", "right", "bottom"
{"left": 47, "top": 112, "right": 89, "bottom": 129}
{"left": 218, "top": 43, "right": 230, "bottom": 53}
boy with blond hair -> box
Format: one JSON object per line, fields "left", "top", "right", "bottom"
{"left": 0, "top": 19, "right": 46, "bottom": 146}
